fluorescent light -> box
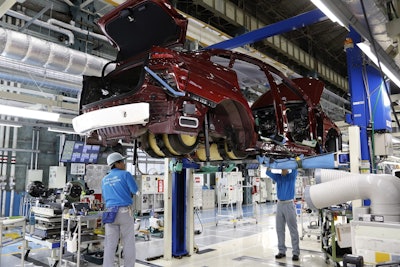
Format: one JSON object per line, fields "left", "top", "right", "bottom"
{"left": 0, "top": 121, "right": 22, "bottom": 128}
{"left": 0, "top": 104, "right": 60, "bottom": 122}
{"left": 48, "top": 127, "right": 78, "bottom": 135}
{"left": 311, "top": 0, "right": 345, "bottom": 27}
{"left": 357, "top": 42, "right": 400, "bottom": 88}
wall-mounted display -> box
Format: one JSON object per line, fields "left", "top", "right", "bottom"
{"left": 60, "top": 140, "right": 100, "bottom": 163}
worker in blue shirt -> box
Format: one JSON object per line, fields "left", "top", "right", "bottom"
{"left": 102, "top": 152, "right": 139, "bottom": 267}
{"left": 266, "top": 168, "right": 300, "bottom": 261}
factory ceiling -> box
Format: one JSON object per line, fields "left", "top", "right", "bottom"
{"left": 0, "top": 0, "right": 399, "bottom": 136}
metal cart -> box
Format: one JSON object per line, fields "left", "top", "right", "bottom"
{"left": 297, "top": 202, "right": 320, "bottom": 240}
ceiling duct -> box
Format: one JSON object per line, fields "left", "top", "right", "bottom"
{"left": 0, "top": 27, "right": 110, "bottom": 76}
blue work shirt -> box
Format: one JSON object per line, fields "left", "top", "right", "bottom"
{"left": 266, "top": 169, "right": 298, "bottom": 201}
{"left": 102, "top": 168, "right": 139, "bottom": 208}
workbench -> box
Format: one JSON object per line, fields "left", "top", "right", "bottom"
{"left": 25, "top": 235, "right": 60, "bottom": 267}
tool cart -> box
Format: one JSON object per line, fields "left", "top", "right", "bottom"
{"left": 321, "top": 207, "right": 352, "bottom": 267}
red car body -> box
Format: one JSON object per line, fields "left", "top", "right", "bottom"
{"left": 74, "top": 0, "right": 341, "bottom": 161}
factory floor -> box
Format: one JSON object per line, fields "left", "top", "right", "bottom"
{"left": 1, "top": 202, "right": 335, "bottom": 267}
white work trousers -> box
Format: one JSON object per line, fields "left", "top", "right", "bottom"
{"left": 275, "top": 201, "right": 300, "bottom": 256}
{"left": 103, "top": 209, "right": 136, "bottom": 267}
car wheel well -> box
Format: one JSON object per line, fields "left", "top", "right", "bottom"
{"left": 212, "top": 100, "right": 255, "bottom": 153}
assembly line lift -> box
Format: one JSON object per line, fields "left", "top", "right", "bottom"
{"left": 159, "top": 158, "right": 200, "bottom": 259}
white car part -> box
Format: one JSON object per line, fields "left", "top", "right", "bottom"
{"left": 72, "top": 103, "right": 149, "bottom": 134}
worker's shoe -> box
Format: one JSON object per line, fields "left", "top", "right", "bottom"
{"left": 275, "top": 253, "right": 286, "bottom": 259}
{"left": 292, "top": 255, "right": 299, "bottom": 261}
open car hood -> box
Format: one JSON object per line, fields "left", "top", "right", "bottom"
{"left": 97, "top": 0, "right": 188, "bottom": 62}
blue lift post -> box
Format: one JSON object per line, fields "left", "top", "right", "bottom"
{"left": 171, "top": 170, "right": 187, "bottom": 257}
{"left": 171, "top": 158, "right": 199, "bottom": 257}
{"left": 345, "top": 27, "right": 392, "bottom": 171}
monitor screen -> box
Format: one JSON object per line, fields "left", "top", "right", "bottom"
{"left": 60, "top": 141, "right": 100, "bottom": 163}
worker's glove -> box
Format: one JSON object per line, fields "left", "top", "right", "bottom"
{"left": 136, "top": 191, "right": 141, "bottom": 196}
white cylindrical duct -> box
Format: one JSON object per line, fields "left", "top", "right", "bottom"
{"left": 0, "top": 57, "right": 82, "bottom": 92}
{"left": 0, "top": 27, "right": 110, "bottom": 76}
{"left": 305, "top": 172, "right": 400, "bottom": 222}
{"left": 314, "top": 168, "right": 354, "bottom": 183}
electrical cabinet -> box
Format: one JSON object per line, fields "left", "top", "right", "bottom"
{"left": 263, "top": 178, "right": 277, "bottom": 202}
{"left": 202, "top": 190, "right": 215, "bottom": 209}
{"left": 26, "top": 169, "right": 43, "bottom": 189}
{"left": 49, "top": 166, "right": 66, "bottom": 189}
{"left": 251, "top": 177, "right": 260, "bottom": 203}
{"left": 193, "top": 173, "right": 204, "bottom": 209}
{"left": 135, "top": 174, "right": 164, "bottom": 215}
{"left": 251, "top": 176, "right": 270, "bottom": 203}
{"left": 374, "top": 133, "right": 393, "bottom": 156}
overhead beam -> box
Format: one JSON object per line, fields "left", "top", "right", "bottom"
{"left": 206, "top": 9, "right": 327, "bottom": 50}
{"left": 191, "top": 0, "right": 349, "bottom": 91}
{"left": 0, "top": 0, "right": 16, "bottom": 18}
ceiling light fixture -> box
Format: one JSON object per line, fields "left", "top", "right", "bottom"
{"left": 357, "top": 42, "right": 400, "bottom": 88}
{"left": 0, "top": 104, "right": 61, "bottom": 122}
{"left": 310, "top": 0, "right": 346, "bottom": 27}
{"left": 47, "top": 127, "right": 78, "bottom": 135}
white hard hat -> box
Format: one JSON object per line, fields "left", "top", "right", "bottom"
{"left": 107, "top": 152, "right": 127, "bottom": 166}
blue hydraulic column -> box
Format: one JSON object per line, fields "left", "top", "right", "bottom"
{"left": 367, "top": 67, "right": 392, "bottom": 132}
{"left": 171, "top": 170, "right": 187, "bottom": 257}
{"left": 206, "top": 9, "right": 327, "bottom": 50}
{"left": 344, "top": 28, "right": 371, "bottom": 163}
{"left": 171, "top": 158, "right": 199, "bottom": 257}
{"left": 344, "top": 27, "right": 392, "bottom": 164}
